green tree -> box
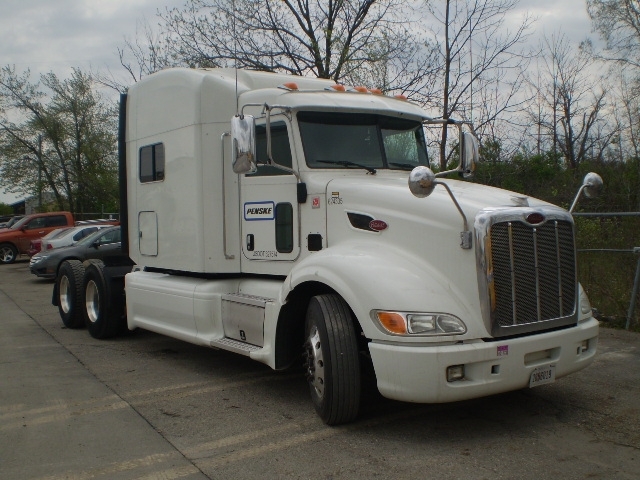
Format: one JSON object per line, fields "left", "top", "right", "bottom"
{"left": 0, "top": 67, "right": 118, "bottom": 215}
{"left": 0, "top": 203, "right": 13, "bottom": 215}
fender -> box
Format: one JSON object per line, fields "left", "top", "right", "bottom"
{"left": 283, "top": 239, "right": 487, "bottom": 341}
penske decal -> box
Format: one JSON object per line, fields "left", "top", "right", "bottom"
{"left": 244, "top": 201, "right": 275, "bottom": 221}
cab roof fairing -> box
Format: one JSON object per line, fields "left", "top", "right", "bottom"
{"left": 237, "top": 87, "right": 434, "bottom": 123}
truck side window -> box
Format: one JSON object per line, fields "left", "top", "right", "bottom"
{"left": 249, "top": 122, "right": 293, "bottom": 176}
{"left": 46, "top": 216, "right": 68, "bottom": 227}
{"left": 139, "top": 143, "right": 165, "bottom": 183}
{"left": 25, "top": 217, "right": 46, "bottom": 230}
{"left": 98, "top": 229, "right": 121, "bottom": 245}
{"left": 275, "top": 203, "right": 294, "bottom": 253}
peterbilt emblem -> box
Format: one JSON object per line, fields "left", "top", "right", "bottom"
{"left": 526, "top": 212, "right": 545, "bottom": 225}
{"left": 369, "top": 220, "right": 388, "bottom": 231}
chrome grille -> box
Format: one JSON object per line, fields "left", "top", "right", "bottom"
{"left": 489, "top": 218, "right": 576, "bottom": 335}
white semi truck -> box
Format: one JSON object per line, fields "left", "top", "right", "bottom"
{"left": 54, "top": 68, "right": 602, "bottom": 425}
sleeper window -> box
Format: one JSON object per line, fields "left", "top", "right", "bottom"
{"left": 139, "top": 143, "right": 165, "bottom": 183}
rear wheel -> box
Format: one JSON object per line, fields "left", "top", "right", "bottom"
{"left": 303, "top": 294, "right": 361, "bottom": 425}
{"left": 0, "top": 243, "right": 18, "bottom": 264}
{"left": 56, "top": 260, "right": 85, "bottom": 328}
{"left": 83, "top": 261, "right": 125, "bottom": 339}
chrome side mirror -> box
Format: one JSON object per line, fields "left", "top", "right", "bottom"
{"left": 231, "top": 115, "right": 257, "bottom": 174}
{"left": 569, "top": 172, "right": 603, "bottom": 213}
{"left": 460, "top": 132, "right": 478, "bottom": 179}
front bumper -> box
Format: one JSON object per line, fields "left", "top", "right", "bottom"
{"left": 369, "top": 318, "right": 599, "bottom": 403}
{"left": 29, "top": 260, "right": 56, "bottom": 278}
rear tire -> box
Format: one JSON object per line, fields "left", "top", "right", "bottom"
{"left": 56, "top": 260, "right": 85, "bottom": 328}
{"left": 0, "top": 243, "right": 18, "bottom": 264}
{"left": 83, "top": 261, "right": 125, "bottom": 339}
{"left": 303, "top": 294, "right": 361, "bottom": 425}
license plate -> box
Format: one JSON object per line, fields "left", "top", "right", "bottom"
{"left": 529, "top": 365, "right": 556, "bottom": 388}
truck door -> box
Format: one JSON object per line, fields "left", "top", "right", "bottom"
{"left": 240, "top": 119, "right": 300, "bottom": 264}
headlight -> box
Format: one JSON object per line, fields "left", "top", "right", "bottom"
{"left": 373, "top": 311, "right": 467, "bottom": 336}
{"left": 578, "top": 283, "right": 592, "bottom": 322}
{"left": 30, "top": 255, "right": 48, "bottom": 265}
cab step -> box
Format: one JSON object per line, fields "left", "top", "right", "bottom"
{"left": 210, "top": 337, "right": 262, "bottom": 356}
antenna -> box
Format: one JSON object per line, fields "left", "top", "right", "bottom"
{"left": 469, "top": 9, "right": 473, "bottom": 123}
{"left": 233, "top": 0, "right": 239, "bottom": 115}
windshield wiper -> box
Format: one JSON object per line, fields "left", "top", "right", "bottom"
{"left": 317, "top": 160, "right": 377, "bottom": 174}
{"left": 389, "top": 162, "right": 418, "bottom": 171}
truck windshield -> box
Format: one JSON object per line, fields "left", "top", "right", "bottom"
{"left": 297, "top": 112, "right": 429, "bottom": 171}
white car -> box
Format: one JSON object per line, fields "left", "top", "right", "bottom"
{"left": 40, "top": 224, "right": 114, "bottom": 252}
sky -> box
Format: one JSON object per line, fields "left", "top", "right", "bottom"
{"left": 0, "top": 0, "right": 601, "bottom": 205}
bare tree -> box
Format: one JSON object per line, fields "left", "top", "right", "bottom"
{"left": 587, "top": 0, "right": 640, "bottom": 69}
{"left": 154, "top": 0, "right": 428, "bottom": 84}
{"left": 619, "top": 75, "right": 640, "bottom": 158}
{"left": 338, "top": 27, "right": 441, "bottom": 102}
{"left": 419, "top": 0, "right": 535, "bottom": 170}
{"left": 525, "top": 34, "right": 617, "bottom": 169}
{"left": 95, "top": 17, "right": 178, "bottom": 93}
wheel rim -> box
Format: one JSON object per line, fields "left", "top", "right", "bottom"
{"left": 85, "top": 280, "right": 100, "bottom": 323}
{"left": 0, "top": 246, "right": 14, "bottom": 263}
{"left": 304, "top": 325, "right": 325, "bottom": 399}
{"left": 59, "top": 276, "right": 71, "bottom": 314}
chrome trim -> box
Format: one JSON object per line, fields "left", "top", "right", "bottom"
{"left": 221, "top": 132, "right": 235, "bottom": 260}
{"left": 533, "top": 225, "right": 540, "bottom": 322}
{"left": 508, "top": 222, "right": 516, "bottom": 324}
{"left": 475, "top": 206, "right": 579, "bottom": 337}
{"left": 555, "top": 222, "right": 563, "bottom": 313}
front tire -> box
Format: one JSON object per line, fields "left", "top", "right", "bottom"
{"left": 56, "top": 260, "right": 85, "bottom": 328}
{"left": 304, "top": 294, "right": 361, "bottom": 425}
{"left": 0, "top": 243, "right": 18, "bottom": 264}
{"left": 83, "top": 261, "right": 124, "bottom": 339}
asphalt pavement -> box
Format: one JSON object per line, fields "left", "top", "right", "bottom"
{"left": 1, "top": 259, "right": 640, "bottom": 480}
{"left": 0, "top": 284, "right": 208, "bottom": 479}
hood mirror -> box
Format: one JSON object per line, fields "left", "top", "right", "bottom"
{"left": 582, "top": 172, "right": 603, "bottom": 198}
{"left": 569, "top": 172, "right": 603, "bottom": 213}
{"left": 408, "top": 166, "right": 437, "bottom": 198}
{"left": 409, "top": 166, "right": 472, "bottom": 249}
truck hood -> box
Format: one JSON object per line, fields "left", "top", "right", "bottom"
{"left": 323, "top": 173, "right": 557, "bottom": 237}
{"left": 316, "top": 173, "right": 566, "bottom": 336}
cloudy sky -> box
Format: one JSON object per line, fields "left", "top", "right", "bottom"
{"left": 0, "top": 0, "right": 600, "bottom": 205}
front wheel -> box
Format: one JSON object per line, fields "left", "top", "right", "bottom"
{"left": 303, "top": 294, "right": 361, "bottom": 425}
{"left": 0, "top": 243, "right": 18, "bottom": 264}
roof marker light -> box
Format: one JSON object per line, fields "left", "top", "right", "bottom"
{"left": 369, "top": 88, "right": 383, "bottom": 95}
{"left": 279, "top": 82, "right": 299, "bottom": 91}
{"left": 327, "top": 84, "right": 346, "bottom": 92}
{"left": 354, "top": 86, "right": 369, "bottom": 93}
{"left": 394, "top": 94, "right": 408, "bottom": 101}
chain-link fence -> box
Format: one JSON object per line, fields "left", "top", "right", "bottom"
{"left": 574, "top": 212, "right": 640, "bottom": 330}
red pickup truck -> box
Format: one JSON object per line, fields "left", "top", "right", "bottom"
{"left": 0, "top": 211, "right": 74, "bottom": 264}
